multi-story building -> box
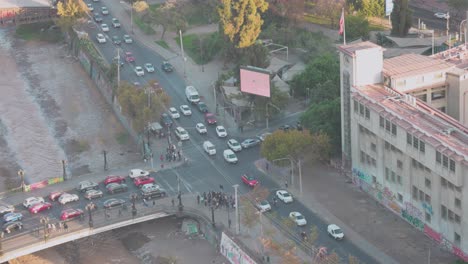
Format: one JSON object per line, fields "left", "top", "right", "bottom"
{"left": 339, "top": 41, "right": 468, "bottom": 260}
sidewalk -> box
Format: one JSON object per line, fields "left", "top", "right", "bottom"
{"left": 256, "top": 158, "right": 456, "bottom": 264}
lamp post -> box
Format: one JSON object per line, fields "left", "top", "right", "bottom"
{"left": 130, "top": 2, "right": 134, "bottom": 34}
{"left": 179, "top": 30, "right": 187, "bottom": 79}
{"left": 85, "top": 202, "right": 95, "bottom": 228}
{"left": 460, "top": 19, "right": 467, "bottom": 47}
{"left": 210, "top": 200, "right": 215, "bottom": 227}
{"left": 131, "top": 193, "right": 137, "bottom": 218}
{"left": 103, "top": 150, "right": 108, "bottom": 171}
{"left": 17, "top": 170, "right": 25, "bottom": 192}
{"left": 233, "top": 184, "right": 240, "bottom": 235}
{"left": 61, "top": 160, "right": 67, "bottom": 180}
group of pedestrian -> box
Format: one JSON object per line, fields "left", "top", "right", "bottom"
{"left": 162, "top": 144, "right": 181, "bottom": 163}
{"left": 43, "top": 222, "right": 69, "bottom": 233}
{"left": 198, "top": 191, "right": 235, "bottom": 209}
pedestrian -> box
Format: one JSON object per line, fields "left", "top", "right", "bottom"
{"left": 197, "top": 194, "right": 200, "bottom": 205}
{"left": 118, "top": 209, "right": 122, "bottom": 216}
{"left": 171, "top": 198, "right": 175, "bottom": 207}
{"left": 160, "top": 154, "right": 164, "bottom": 162}
{"left": 266, "top": 162, "right": 269, "bottom": 171}
{"left": 204, "top": 199, "right": 207, "bottom": 207}
{"left": 228, "top": 219, "right": 232, "bottom": 228}
{"left": 177, "top": 150, "right": 181, "bottom": 160}
{"left": 285, "top": 180, "right": 288, "bottom": 188}
{"left": 64, "top": 222, "right": 68, "bottom": 232}
{"left": 152, "top": 199, "right": 156, "bottom": 206}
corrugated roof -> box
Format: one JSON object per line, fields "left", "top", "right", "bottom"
{"left": 0, "top": 0, "right": 51, "bottom": 9}
{"left": 383, "top": 54, "right": 454, "bottom": 78}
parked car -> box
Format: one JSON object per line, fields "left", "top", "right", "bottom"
{"left": 241, "top": 174, "right": 258, "bottom": 187}
{"left": 3, "top": 212, "right": 23, "bottom": 222}
{"left": 289, "top": 212, "right": 307, "bottom": 226}
{"left": 84, "top": 189, "right": 104, "bottom": 200}
{"left": 278, "top": 125, "right": 291, "bottom": 132}
{"left": 103, "top": 198, "right": 126, "bottom": 209}
{"left": 160, "top": 113, "right": 173, "bottom": 128}
{"left": 144, "top": 63, "right": 155, "bottom": 73}
{"left": 227, "top": 139, "right": 242, "bottom": 152}
{"left": 3, "top": 221, "right": 22, "bottom": 234}
{"left": 256, "top": 132, "right": 272, "bottom": 142}
{"left": 196, "top": 123, "right": 207, "bottom": 134}
{"left": 133, "top": 176, "right": 155, "bottom": 188}
{"left": 23, "top": 197, "right": 45, "bottom": 208}
{"left": 101, "top": 23, "right": 109, "bottom": 32}
{"left": 86, "top": 3, "right": 94, "bottom": 11}
{"left": 129, "top": 169, "right": 150, "bottom": 178}
{"left": 203, "top": 141, "right": 216, "bottom": 155}
{"left": 276, "top": 190, "right": 293, "bottom": 203}
{"left": 168, "top": 107, "right": 180, "bottom": 119}
{"left": 241, "top": 138, "right": 261, "bottom": 149}
{"left": 256, "top": 200, "right": 271, "bottom": 213}
{"left": 174, "top": 127, "right": 189, "bottom": 141}
{"left": 197, "top": 102, "right": 208, "bottom": 113}
{"left": 77, "top": 181, "right": 99, "bottom": 192}
{"left": 140, "top": 183, "right": 161, "bottom": 192}
{"left": 204, "top": 112, "right": 217, "bottom": 125}
{"left": 49, "top": 191, "right": 64, "bottom": 201}
{"left": 223, "top": 149, "right": 238, "bottom": 164}
{"left": 179, "top": 105, "right": 192, "bottom": 116}
{"left": 29, "top": 202, "right": 52, "bottom": 214}
{"left": 216, "top": 126, "right": 227, "bottom": 138}
{"left": 101, "top": 6, "right": 109, "bottom": 15}
{"left": 112, "top": 35, "right": 121, "bottom": 45}
{"left": 96, "top": 33, "right": 106, "bottom": 43}
{"left": 60, "top": 209, "right": 84, "bottom": 221}
{"left": 0, "top": 204, "right": 14, "bottom": 215}
{"left": 141, "top": 188, "right": 167, "bottom": 200}
{"left": 93, "top": 13, "right": 103, "bottom": 23}
{"left": 161, "top": 61, "right": 173, "bottom": 72}
{"left": 125, "top": 52, "right": 135, "bottom": 63}
{"left": 104, "top": 175, "right": 126, "bottom": 185}
{"left": 58, "top": 193, "right": 79, "bottom": 205}
{"left": 123, "top": 34, "right": 133, "bottom": 44}
{"left": 327, "top": 224, "right": 344, "bottom": 240}
{"left": 111, "top": 18, "right": 121, "bottom": 27}
{"left": 134, "top": 66, "right": 145, "bottom": 76}
{"left": 106, "top": 183, "right": 128, "bottom": 194}
{"left": 434, "top": 12, "right": 449, "bottom": 19}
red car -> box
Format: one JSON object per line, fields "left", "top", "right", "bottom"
{"left": 49, "top": 191, "right": 64, "bottom": 201}
{"left": 125, "top": 52, "right": 135, "bottom": 63}
{"left": 133, "top": 176, "right": 155, "bottom": 187}
{"left": 104, "top": 175, "right": 126, "bottom": 186}
{"left": 29, "top": 202, "right": 52, "bottom": 214}
{"left": 204, "top": 113, "right": 217, "bottom": 125}
{"left": 60, "top": 208, "right": 84, "bottom": 220}
{"left": 241, "top": 174, "right": 259, "bottom": 187}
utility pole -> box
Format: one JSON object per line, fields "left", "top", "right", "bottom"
{"left": 266, "top": 102, "right": 281, "bottom": 129}
{"left": 117, "top": 48, "right": 121, "bottom": 88}
{"left": 179, "top": 30, "right": 186, "bottom": 79}
{"left": 18, "top": 170, "right": 25, "bottom": 192}
{"left": 61, "top": 160, "right": 67, "bottom": 180}
{"left": 130, "top": 2, "right": 134, "bottom": 34}
{"left": 233, "top": 184, "right": 240, "bottom": 235}
{"left": 446, "top": 12, "right": 450, "bottom": 37}
{"left": 103, "top": 150, "right": 108, "bottom": 171}
{"left": 298, "top": 159, "right": 303, "bottom": 196}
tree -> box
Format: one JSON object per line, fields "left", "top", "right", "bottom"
{"left": 344, "top": 15, "right": 370, "bottom": 41}
{"left": 240, "top": 197, "right": 259, "bottom": 229}
{"left": 447, "top": 0, "right": 468, "bottom": 20}
{"left": 310, "top": 132, "right": 332, "bottom": 162}
{"left": 267, "top": 0, "right": 305, "bottom": 26}
{"left": 133, "top": 1, "right": 149, "bottom": 13}
{"left": 145, "top": 0, "right": 187, "bottom": 39}
{"left": 359, "top": 0, "right": 384, "bottom": 17}
{"left": 218, "top": 0, "right": 269, "bottom": 48}
{"left": 390, "top": 0, "right": 412, "bottom": 37}
{"left": 314, "top": 0, "right": 345, "bottom": 27}
{"left": 55, "top": 0, "right": 85, "bottom": 32}
{"left": 260, "top": 130, "right": 314, "bottom": 161}
{"left": 238, "top": 43, "right": 270, "bottom": 68}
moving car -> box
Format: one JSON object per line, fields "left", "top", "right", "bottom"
{"left": 289, "top": 212, "right": 307, "bottom": 226}
{"left": 0, "top": 204, "right": 14, "bottom": 215}
{"left": 3, "top": 212, "right": 22, "bottom": 222}
{"left": 49, "top": 191, "right": 64, "bottom": 201}
{"left": 227, "top": 139, "right": 242, "bottom": 152}
{"left": 101, "top": 6, "right": 109, "bottom": 15}
{"left": 276, "top": 190, "right": 293, "bottom": 203}
{"left": 160, "top": 113, "right": 173, "bottom": 127}
{"left": 77, "top": 181, "right": 99, "bottom": 192}
{"left": 327, "top": 224, "right": 344, "bottom": 240}
{"left": 161, "top": 61, "right": 173, "bottom": 72}
{"left": 203, "top": 141, "right": 216, "bottom": 155}
{"left": 60, "top": 209, "right": 84, "bottom": 220}
{"left": 241, "top": 138, "right": 261, "bottom": 149}
{"left": 216, "top": 126, "right": 227, "bottom": 138}
{"left": 123, "top": 34, "right": 133, "bottom": 44}
{"left": 58, "top": 193, "right": 79, "bottom": 205}
{"left": 197, "top": 102, "right": 208, "bottom": 113}
{"left": 125, "top": 52, "right": 135, "bottom": 63}
{"left": 112, "top": 18, "right": 121, "bottom": 28}
{"left": 185, "top": 86, "right": 200, "bottom": 104}
{"left": 104, "top": 175, "right": 126, "bottom": 185}
{"left": 179, "top": 105, "right": 192, "bottom": 116}
{"left": 84, "top": 189, "right": 104, "bottom": 200}
{"left": 141, "top": 187, "right": 167, "bottom": 200}
{"left": 434, "top": 12, "right": 449, "bottom": 19}
{"left": 29, "top": 202, "right": 52, "bottom": 214}
{"left": 87, "top": 3, "right": 94, "bottom": 11}
{"left": 223, "top": 149, "right": 238, "bottom": 164}
{"left": 196, "top": 123, "right": 207, "bottom": 134}
{"left": 174, "top": 127, "right": 189, "bottom": 141}
{"left": 141, "top": 183, "right": 161, "bottom": 192}
{"left": 241, "top": 174, "right": 258, "bottom": 187}
{"left": 112, "top": 35, "right": 121, "bottom": 45}
{"left": 93, "top": 13, "right": 103, "bottom": 23}
{"left": 101, "top": 23, "right": 109, "bottom": 32}
{"left": 133, "top": 176, "right": 155, "bottom": 188}
{"left": 278, "top": 125, "right": 291, "bottom": 132}
{"left": 134, "top": 66, "right": 145, "bottom": 76}
{"left": 3, "top": 221, "right": 22, "bottom": 234}
{"left": 106, "top": 183, "right": 128, "bottom": 194}
{"left": 144, "top": 63, "right": 155, "bottom": 73}
{"left": 257, "top": 132, "right": 272, "bottom": 142}
{"left": 256, "top": 200, "right": 271, "bottom": 213}
{"left": 96, "top": 33, "right": 106, "bottom": 43}
{"left": 23, "top": 197, "right": 45, "bottom": 208}
{"left": 103, "top": 198, "right": 126, "bottom": 209}
{"left": 204, "top": 112, "right": 217, "bottom": 125}
{"left": 168, "top": 107, "right": 180, "bottom": 119}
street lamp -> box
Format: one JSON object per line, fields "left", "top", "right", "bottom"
{"left": 85, "top": 202, "right": 95, "bottom": 228}
{"left": 130, "top": 2, "right": 134, "bottom": 34}
{"left": 61, "top": 160, "right": 67, "bottom": 180}
{"left": 460, "top": 19, "right": 467, "bottom": 47}
{"left": 131, "top": 193, "right": 137, "bottom": 218}
{"left": 17, "top": 170, "right": 25, "bottom": 192}
{"left": 233, "top": 184, "right": 240, "bottom": 235}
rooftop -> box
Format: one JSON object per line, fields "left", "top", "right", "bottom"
{"left": 431, "top": 44, "right": 468, "bottom": 71}
{"left": 0, "top": 0, "right": 51, "bottom": 9}
{"left": 338, "top": 41, "right": 382, "bottom": 57}
{"left": 353, "top": 84, "right": 468, "bottom": 162}
{"left": 383, "top": 53, "right": 454, "bottom": 78}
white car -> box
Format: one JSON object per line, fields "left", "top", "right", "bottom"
{"left": 129, "top": 169, "right": 150, "bottom": 178}
{"left": 96, "top": 33, "right": 106, "bottom": 43}
{"left": 289, "top": 212, "right": 307, "bottom": 226}
{"left": 101, "top": 23, "right": 109, "bottom": 32}
{"left": 144, "top": 63, "right": 155, "bottom": 73}
{"left": 87, "top": 3, "right": 94, "bottom": 11}
{"left": 23, "top": 197, "right": 45, "bottom": 208}
{"left": 179, "top": 105, "right": 192, "bottom": 116}
{"left": 327, "top": 224, "right": 344, "bottom": 240}
{"left": 141, "top": 183, "right": 162, "bottom": 192}
{"left": 58, "top": 193, "right": 79, "bottom": 205}
{"left": 101, "top": 6, "right": 109, "bottom": 15}
{"left": 174, "top": 126, "right": 189, "bottom": 141}
{"left": 134, "top": 66, "right": 144, "bottom": 76}
{"left": 276, "top": 190, "right": 293, "bottom": 203}
{"left": 196, "top": 123, "right": 207, "bottom": 134}
{"left": 203, "top": 141, "right": 216, "bottom": 155}
{"left": 168, "top": 107, "right": 180, "bottom": 119}
{"left": 123, "top": 34, "right": 133, "bottom": 44}
{"left": 227, "top": 139, "right": 242, "bottom": 152}
{"left": 256, "top": 200, "right": 271, "bottom": 213}
{"left": 112, "top": 18, "right": 121, "bottom": 28}
{"left": 223, "top": 149, "right": 238, "bottom": 164}
{"left": 257, "top": 132, "right": 272, "bottom": 142}
{"left": 434, "top": 12, "right": 448, "bottom": 19}
{"left": 216, "top": 126, "right": 227, "bottom": 138}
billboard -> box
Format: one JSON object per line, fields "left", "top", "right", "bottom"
{"left": 240, "top": 66, "right": 271, "bottom": 98}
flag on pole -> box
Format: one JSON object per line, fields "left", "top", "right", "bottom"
{"left": 339, "top": 9, "right": 345, "bottom": 35}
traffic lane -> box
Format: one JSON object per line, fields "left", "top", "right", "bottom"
{"left": 410, "top": 6, "right": 450, "bottom": 30}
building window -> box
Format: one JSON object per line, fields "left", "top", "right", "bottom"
{"left": 391, "top": 123, "right": 397, "bottom": 136}
{"left": 425, "top": 178, "right": 431, "bottom": 189}
{"left": 412, "top": 158, "right": 417, "bottom": 168}
{"left": 432, "top": 90, "right": 446, "bottom": 100}
{"left": 425, "top": 212, "right": 431, "bottom": 223}
{"left": 385, "top": 120, "right": 391, "bottom": 132}
{"left": 436, "top": 151, "right": 442, "bottom": 164}
{"left": 359, "top": 103, "right": 364, "bottom": 115}
{"left": 397, "top": 160, "right": 403, "bottom": 169}
{"left": 360, "top": 151, "right": 365, "bottom": 163}
{"left": 380, "top": 116, "right": 384, "bottom": 128}
{"left": 448, "top": 210, "right": 454, "bottom": 221}
{"left": 441, "top": 205, "right": 447, "bottom": 219}
{"left": 449, "top": 160, "right": 456, "bottom": 173}
{"left": 455, "top": 233, "right": 461, "bottom": 245}
{"left": 417, "top": 94, "right": 427, "bottom": 102}
{"left": 413, "top": 138, "right": 419, "bottom": 149}
{"left": 455, "top": 214, "right": 461, "bottom": 224}
{"left": 397, "top": 175, "right": 402, "bottom": 185}
{"left": 419, "top": 141, "right": 425, "bottom": 153}
{"left": 455, "top": 198, "right": 461, "bottom": 208}
{"left": 413, "top": 186, "right": 418, "bottom": 199}
{"left": 372, "top": 176, "right": 377, "bottom": 183}
{"left": 385, "top": 167, "right": 390, "bottom": 180}
{"left": 425, "top": 194, "right": 431, "bottom": 204}
{"left": 442, "top": 156, "right": 449, "bottom": 168}
{"left": 448, "top": 182, "right": 455, "bottom": 190}
{"left": 441, "top": 177, "right": 447, "bottom": 187}
{"left": 365, "top": 107, "right": 370, "bottom": 119}
{"left": 354, "top": 100, "right": 358, "bottom": 113}
{"left": 391, "top": 171, "right": 396, "bottom": 182}
{"left": 371, "top": 143, "right": 376, "bottom": 152}
{"left": 439, "top": 107, "right": 446, "bottom": 113}
{"left": 407, "top": 133, "right": 412, "bottom": 145}
{"left": 398, "top": 193, "right": 403, "bottom": 203}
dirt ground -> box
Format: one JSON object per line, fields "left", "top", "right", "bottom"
{"left": 13, "top": 217, "right": 226, "bottom": 264}
{"left": 0, "top": 28, "right": 140, "bottom": 189}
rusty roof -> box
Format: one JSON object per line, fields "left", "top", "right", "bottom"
{"left": 383, "top": 54, "right": 454, "bottom": 78}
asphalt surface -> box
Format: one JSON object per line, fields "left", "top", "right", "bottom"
{"left": 1, "top": 2, "right": 378, "bottom": 263}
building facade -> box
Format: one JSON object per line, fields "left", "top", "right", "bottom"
{"left": 339, "top": 42, "right": 468, "bottom": 260}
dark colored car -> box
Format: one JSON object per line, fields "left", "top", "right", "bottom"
{"left": 112, "top": 36, "right": 121, "bottom": 45}
{"left": 160, "top": 113, "right": 173, "bottom": 127}
{"left": 161, "top": 61, "right": 174, "bottom": 72}
{"left": 49, "top": 191, "right": 64, "bottom": 201}
{"left": 141, "top": 188, "right": 167, "bottom": 200}
{"left": 278, "top": 125, "right": 291, "bottom": 132}
{"left": 106, "top": 183, "right": 128, "bottom": 194}
{"left": 104, "top": 175, "right": 126, "bottom": 186}
{"left": 60, "top": 209, "right": 84, "bottom": 220}
{"left": 204, "top": 112, "right": 217, "bottom": 125}
{"left": 3, "top": 221, "right": 22, "bottom": 234}
{"left": 103, "top": 198, "right": 126, "bottom": 209}
{"left": 197, "top": 102, "right": 208, "bottom": 113}
{"left": 93, "top": 13, "right": 103, "bottom": 23}
{"left": 241, "top": 174, "right": 259, "bottom": 187}
{"left": 0, "top": 205, "right": 14, "bottom": 216}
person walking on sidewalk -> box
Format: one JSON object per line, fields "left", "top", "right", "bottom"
{"left": 285, "top": 180, "right": 288, "bottom": 188}
{"left": 197, "top": 194, "right": 200, "bottom": 205}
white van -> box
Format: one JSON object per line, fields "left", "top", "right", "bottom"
{"left": 203, "top": 141, "right": 216, "bottom": 155}
{"left": 185, "top": 86, "right": 200, "bottom": 104}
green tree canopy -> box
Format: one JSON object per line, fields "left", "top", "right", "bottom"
{"left": 260, "top": 130, "right": 313, "bottom": 161}
{"left": 145, "top": 0, "right": 187, "bottom": 39}
{"left": 218, "top": 0, "right": 269, "bottom": 48}
{"left": 55, "top": 0, "right": 85, "bottom": 32}
{"left": 344, "top": 14, "right": 370, "bottom": 41}
{"left": 390, "top": 0, "right": 412, "bottom": 37}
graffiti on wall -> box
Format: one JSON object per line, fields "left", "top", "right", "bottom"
{"left": 220, "top": 232, "right": 257, "bottom": 264}
{"left": 422, "top": 202, "right": 433, "bottom": 215}
{"left": 404, "top": 202, "right": 423, "bottom": 219}
{"left": 401, "top": 209, "right": 424, "bottom": 230}
{"left": 352, "top": 168, "right": 372, "bottom": 184}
